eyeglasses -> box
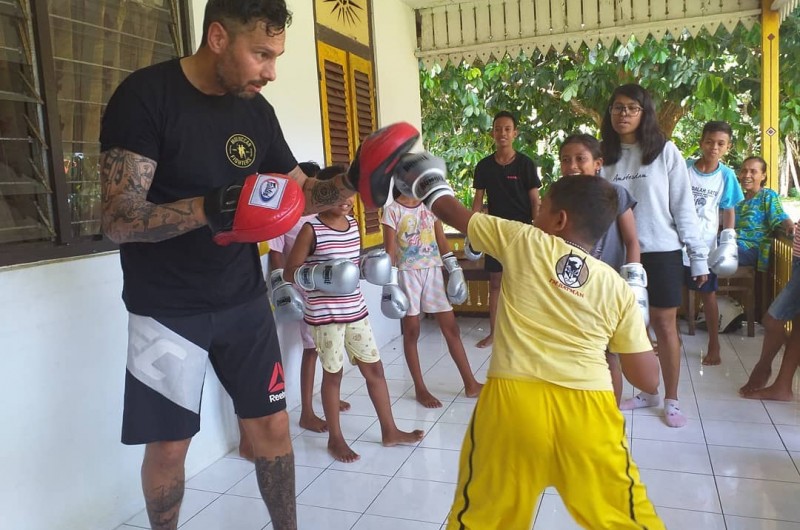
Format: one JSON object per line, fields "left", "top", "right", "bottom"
{"left": 609, "top": 105, "right": 643, "bottom": 116}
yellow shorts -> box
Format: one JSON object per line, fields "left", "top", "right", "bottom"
{"left": 311, "top": 317, "right": 380, "bottom": 373}
{"left": 447, "top": 378, "right": 664, "bottom": 530}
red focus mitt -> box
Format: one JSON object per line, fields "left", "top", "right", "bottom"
{"left": 204, "top": 173, "right": 305, "bottom": 246}
{"left": 347, "top": 122, "right": 419, "bottom": 208}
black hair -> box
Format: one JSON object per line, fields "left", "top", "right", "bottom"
{"left": 741, "top": 156, "right": 768, "bottom": 174}
{"left": 547, "top": 175, "right": 618, "bottom": 244}
{"left": 200, "top": 0, "right": 292, "bottom": 46}
{"left": 315, "top": 165, "right": 346, "bottom": 182}
{"left": 560, "top": 133, "right": 602, "bottom": 159}
{"left": 298, "top": 161, "right": 321, "bottom": 178}
{"left": 493, "top": 111, "right": 518, "bottom": 128}
{"left": 701, "top": 121, "right": 733, "bottom": 140}
{"left": 600, "top": 84, "right": 666, "bottom": 166}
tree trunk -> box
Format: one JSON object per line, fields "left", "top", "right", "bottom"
{"left": 658, "top": 100, "right": 685, "bottom": 137}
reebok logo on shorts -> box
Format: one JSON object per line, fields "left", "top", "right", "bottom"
{"left": 268, "top": 362, "right": 286, "bottom": 403}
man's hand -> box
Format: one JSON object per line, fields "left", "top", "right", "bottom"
{"left": 204, "top": 173, "right": 305, "bottom": 246}
{"left": 346, "top": 122, "right": 419, "bottom": 208}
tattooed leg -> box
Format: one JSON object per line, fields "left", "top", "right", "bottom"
{"left": 256, "top": 452, "right": 297, "bottom": 529}
{"left": 242, "top": 412, "right": 297, "bottom": 529}
{"left": 141, "top": 440, "right": 191, "bottom": 530}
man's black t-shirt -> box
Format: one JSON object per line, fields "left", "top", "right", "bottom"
{"left": 472, "top": 152, "right": 541, "bottom": 223}
{"left": 99, "top": 59, "right": 297, "bottom": 317}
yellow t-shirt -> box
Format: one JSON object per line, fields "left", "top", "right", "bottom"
{"left": 468, "top": 214, "right": 652, "bottom": 391}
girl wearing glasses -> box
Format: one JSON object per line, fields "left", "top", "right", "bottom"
{"left": 600, "top": 84, "right": 709, "bottom": 428}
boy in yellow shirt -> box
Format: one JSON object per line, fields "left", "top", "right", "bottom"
{"left": 393, "top": 154, "right": 664, "bottom": 529}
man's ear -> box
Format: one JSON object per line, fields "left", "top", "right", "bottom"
{"left": 206, "top": 21, "right": 230, "bottom": 54}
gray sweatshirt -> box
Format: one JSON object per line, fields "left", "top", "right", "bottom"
{"left": 602, "top": 141, "right": 709, "bottom": 276}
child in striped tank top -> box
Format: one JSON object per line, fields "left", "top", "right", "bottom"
{"left": 286, "top": 180, "right": 424, "bottom": 463}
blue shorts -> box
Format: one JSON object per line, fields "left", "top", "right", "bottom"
{"left": 484, "top": 253, "right": 503, "bottom": 273}
{"left": 737, "top": 244, "right": 759, "bottom": 268}
{"left": 684, "top": 267, "right": 719, "bottom": 293}
{"left": 767, "top": 258, "right": 800, "bottom": 321}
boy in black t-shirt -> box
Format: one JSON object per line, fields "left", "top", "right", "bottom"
{"left": 471, "top": 111, "right": 541, "bottom": 348}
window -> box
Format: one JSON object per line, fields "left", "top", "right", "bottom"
{"left": 0, "top": 0, "right": 189, "bottom": 266}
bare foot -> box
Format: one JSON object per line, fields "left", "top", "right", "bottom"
{"left": 238, "top": 443, "right": 254, "bottom": 463}
{"left": 739, "top": 362, "right": 772, "bottom": 395}
{"left": 328, "top": 438, "right": 360, "bottom": 463}
{"left": 339, "top": 400, "right": 351, "bottom": 412}
{"left": 476, "top": 335, "right": 493, "bottom": 349}
{"left": 702, "top": 344, "right": 721, "bottom": 365}
{"left": 702, "top": 354, "right": 721, "bottom": 366}
{"left": 742, "top": 384, "right": 794, "bottom": 402}
{"left": 299, "top": 413, "right": 328, "bottom": 433}
{"left": 382, "top": 428, "right": 425, "bottom": 447}
{"left": 416, "top": 389, "right": 443, "bottom": 408}
{"left": 464, "top": 382, "right": 483, "bottom": 398}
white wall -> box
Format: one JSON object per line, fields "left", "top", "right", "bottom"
{"left": 373, "top": 1, "right": 423, "bottom": 131}
{"left": 0, "top": 0, "right": 418, "bottom": 528}
{"left": 0, "top": 254, "right": 238, "bottom": 530}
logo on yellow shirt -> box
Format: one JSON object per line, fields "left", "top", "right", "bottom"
{"left": 555, "top": 251, "right": 589, "bottom": 289}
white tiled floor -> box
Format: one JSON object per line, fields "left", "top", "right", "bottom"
{"left": 117, "top": 317, "right": 800, "bottom": 530}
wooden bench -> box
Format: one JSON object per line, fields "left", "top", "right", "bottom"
{"left": 686, "top": 266, "right": 756, "bottom": 337}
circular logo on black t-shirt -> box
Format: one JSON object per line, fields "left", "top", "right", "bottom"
{"left": 226, "top": 134, "right": 256, "bottom": 168}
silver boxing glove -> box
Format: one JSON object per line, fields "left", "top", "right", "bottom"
{"left": 272, "top": 282, "right": 304, "bottom": 323}
{"left": 620, "top": 262, "right": 650, "bottom": 327}
{"left": 442, "top": 252, "right": 468, "bottom": 305}
{"left": 294, "top": 259, "right": 360, "bottom": 294}
{"left": 393, "top": 151, "right": 455, "bottom": 209}
{"left": 463, "top": 236, "right": 483, "bottom": 261}
{"left": 381, "top": 267, "right": 410, "bottom": 319}
{"left": 360, "top": 249, "right": 393, "bottom": 285}
{"left": 708, "top": 229, "right": 738, "bottom": 278}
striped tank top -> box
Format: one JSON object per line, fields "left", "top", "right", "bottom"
{"left": 303, "top": 215, "right": 368, "bottom": 325}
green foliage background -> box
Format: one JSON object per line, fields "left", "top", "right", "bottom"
{"left": 420, "top": 14, "right": 800, "bottom": 207}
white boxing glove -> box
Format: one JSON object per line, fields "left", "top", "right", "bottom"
{"left": 708, "top": 229, "right": 738, "bottom": 277}
{"left": 381, "top": 267, "right": 410, "bottom": 319}
{"left": 442, "top": 252, "right": 468, "bottom": 305}
{"left": 393, "top": 151, "right": 454, "bottom": 209}
{"left": 620, "top": 262, "right": 650, "bottom": 327}
{"left": 360, "top": 249, "right": 393, "bottom": 285}
{"left": 294, "top": 259, "right": 360, "bottom": 294}
{"left": 463, "top": 236, "right": 483, "bottom": 261}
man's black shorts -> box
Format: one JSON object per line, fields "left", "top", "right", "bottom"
{"left": 121, "top": 295, "right": 285, "bottom": 445}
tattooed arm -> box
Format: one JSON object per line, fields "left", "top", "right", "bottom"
{"left": 286, "top": 165, "right": 356, "bottom": 214}
{"left": 100, "top": 148, "right": 207, "bottom": 244}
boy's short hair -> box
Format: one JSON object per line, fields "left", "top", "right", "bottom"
{"left": 316, "top": 165, "right": 346, "bottom": 181}
{"left": 298, "top": 161, "right": 321, "bottom": 178}
{"left": 548, "top": 175, "right": 618, "bottom": 245}
{"left": 701, "top": 121, "right": 733, "bottom": 140}
{"left": 201, "top": 0, "right": 292, "bottom": 46}
{"left": 493, "top": 111, "right": 517, "bottom": 128}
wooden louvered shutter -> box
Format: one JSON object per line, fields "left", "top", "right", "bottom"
{"left": 317, "top": 41, "right": 383, "bottom": 248}
{"left": 317, "top": 43, "right": 353, "bottom": 168}
{"left": 348, "top": 54, "right": 381, "bottom": 248}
